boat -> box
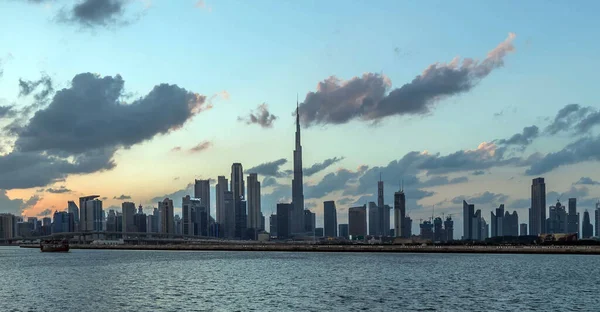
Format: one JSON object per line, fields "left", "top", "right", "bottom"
{"left": 40, "top": 239, "right": 70, "bottom": 252}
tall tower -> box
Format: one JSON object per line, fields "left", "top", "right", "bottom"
{"left": 231, "top": 163, "right": 246, "bottom": 238}
{"left": 247, "top": 173, "right": 261, "bottom": 234}
{"left": 377, "top": 174, "right": 384, "bottom": 235}
{"left": 292, "top": 98, "right": 305, "bottom": 235}
{"left": 529, "top": 177, "right": 546, "bottom": 235}
{"left": 394, "top": 185, "right": 405, "bottom": 238}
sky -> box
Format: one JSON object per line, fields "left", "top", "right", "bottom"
{"left": 1, "top": 0, "right": 600, "bottom": 237}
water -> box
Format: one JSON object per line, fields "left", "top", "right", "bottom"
{"left": 1, "top": 247, "right": 599, "bottom": 311}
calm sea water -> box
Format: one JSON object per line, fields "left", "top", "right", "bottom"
{"left": 1, "top": 246, "right": 599, "bottom": 311}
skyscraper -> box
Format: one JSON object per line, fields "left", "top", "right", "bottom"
{"left": 520, "top": 223, "right": 528, "bottom": 236}
{"left": 79, "top": 195, "right": 99, "bottom": 232}
{"left": 567, "top": 198, "right": 579, "bottom": 237}
{"left": 247, "top": 173, "right": 261, "bottom": 233}
{"left": 291, "top": 100, "right": 305, "bottom": 235}
{"left": 547, "top": 200, "right": 567, "bottom": 234}
{"left": 582, "top": 210, "right": 593, "bottom": 239}
{"left": 182, "top": 195, "right": 198, "bottom": 236}
{"left": 504, "top": 211, "right": 519, "bottom": 236}
{"left": 491, "top": 204, "right": 505, "bottom": 237}
{"left": 231, "top": 163, "right": 246, "bottom": 238}
{"left": 134, "top": 207, "right": 147, "bottom": 233}
{"left": 122, "top": 202, "right": 136, "bottom": 233}
{"left": 348, "top": 205, "right": 367, "bottom": 238}
{"left": 368, "top": 201, "right": 379, "bottom": 236}
{"left": 194, "top": 179, "right": 211, "bottom": 234}
{"left": 84, "top": 198, "right": 103, "bottom": 232}
{"left": 0, "top": 214, "right": 14, "bottom": 239}
{"left": 383, "top": 204, "right": 391, "bottom": 237}
{"left": 529, "top": 177, "right": 546, "bottom": 235}
{"left": 463, "top": 200, "right": 474, "bottom": 240}
{"left": 67, "top": 201, "right": 79, "bottom": 227}
{"left": 404, "top": 216, "right": 412, "bottom": 237}
{"left": 215, "top": 176, "right": 228, "bottom": 236}
{"left": 323, "top": 201, "right": 337, "bottom": 237}
{"left": 158, "top": 198, "right": 174, "bottom": 234}
{"left": 223, "top": 191, "right": 235, "bottom": 238}
{"left": 444, "top": 216, "right": 454, "bottom": 241}
{"left": 304, "top": 210, "right": 315, "bottom": 233}
{"left": 270, "top": 214, "right": 278, "bottom": 237}
{"left": 338, "top": 224, "right": 349, "bottom": 239}
{"left": 377, "top": 176, "right": 384, "bottom": 236}
{"left": 595, "top": 201, "right": 600, "bottom": 237}
{"left": 394, "top": 187, "right": 406, "bottom": 238}
{"left": 433, "top": 217, "right": 444, "bottom": 242}
{"left": 276, "top": 203, "right": 292, "bottom": 239}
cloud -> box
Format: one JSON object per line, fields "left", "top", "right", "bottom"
{"left": 238, "top": 103, "right": 278, "bottom": 128}
{"left": 0, "top": 190, "right": 40, "bottom": 215}
{"left": 45, "top": 186, "right": 72, "bottom": 193}
{"left": 419, "top": 175, "right": 469, "bottom": 188}
{"left": 495, "top": 125, "right": 539, "bottom": 147}
{"left": 0, "top": 72, "right": 207, "bottom": 190}
{"left": 472, "top": 170, "right": 486, "bottom": 176}
{"left": 171, "top": 146, "right": 182, "bottom": 152}
{"left": 38, "top": 208, "right": 52, "bottom": 217}
{"left": 452, "top": 191, "right": 509, "bottom": 205}
{"left": 246, "top": 158, "right": 288, "bottom": 177}
{"left": 574, "top": 177, "right": 600, "bottom": 186}
{"left": 113, "top": 194, "right": 131, "bottom": 200}
{"left": 525, "top": 135, "right": 600, "bottom": 175}
{"left": 262, "top": 176, "right": 278, "bottom": 188}
{"left": 336, "top": 197, "right": 354, "bottom": 206}
{"left": 18, "top": 74, "right": 54, "bottom": 102}
{"left": 150, "top": 183, "right": 193, "bottom": 208}
{"left": 189, "top": 140, "right": 212, "bottom": 153}
{"left": 58, "top": 0, "right": 131, "bottom": 28}
{"left": 304, "top": 156, "right": 344, "bottom": 176}
{"left": 298, "top": 33, "right": 516, "bottom": 126}
{"left": 0, "top": 106, "right": 15, "bottom": 119}
{"left": 544, "top": 104, "right": 600, "bottom": 135}
{"left": 305, "top": 166, "right": 368, "bottom": 199}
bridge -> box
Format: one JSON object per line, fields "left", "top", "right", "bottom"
{"left": 0, "top": 231, "right": 219, "bottom": 245}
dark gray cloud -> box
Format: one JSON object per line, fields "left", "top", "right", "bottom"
{"left": 496, "top": 125, "right": 539, "bottom": 147}
{"left": 304, "top": 156, "right": 344, "bottom": 176}
{"left": 525, "top": 135, "right": 600, "bottom": 175}
{"left": 261, "top": 176, "right": 278, "bottom": 188}
{"left": 113, "top": 194, "right": 131, "bottom": 200}
{"left": 0, "top": 190, "right": 40, "bottom": 215}
{"left": 298, "top": 33, "right": 516, "bottom": 126}
{"left": 451, "top": 191, "right": 509, "bottom": 205}
{"left": 574, "top": 177, "right": 600, "bottom": 186}
{"left": 544, "top": 104, "right": 600, "bottom": 135}
{"left": 0, "top": 72, "right": 206, "bottom": 190}
{"left": 238, "top": 103, "right": 277, "bottom": 128}
{"left": 0, "top": 106, "right": 15, "bottom": 119}
{"left": 58, "top": 0, "right": 129, "bottom": 28}
{"left": 19, "top": 74, "right": 54, "bottom": 102}
{"left": 46, "top": 186, "right": 72, "bottom": 193}
{"left": 189, "top": 141, "right": 212, "bottom": 153}
{"left": 419, "top": 175, "right": 468, "bottom": 188}
{"left": 38, "top": 208, "right": 53, "bottom": 217}
{"left": 150, "top": 183, "right": 193, "bottom": 208}
{"left": 547, "top": 186, "right": 590, "bottom": 203}
{"left": 472, "top": 170, "right": 486, "bottom": 176}
{"left": 305, "top": 166, "right": 368, "bottom": 199}
{"left": 246, "top": 158, "right": 288, "bottom": 177}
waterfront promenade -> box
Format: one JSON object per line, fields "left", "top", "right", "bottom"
{"left": 19, "top": 243, "right": 600, "bottom": 255}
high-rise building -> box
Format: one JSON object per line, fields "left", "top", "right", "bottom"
{"left": 235, "top": 200, "right": 247, "bottom": 239}
{"left": 194, "top": 179, "right": 211, "bottom": 234}
{"left": 269, "top": 214, "right": 278, "bottom": 237}
{"left": 463, "top": 200, "right": 475, "bottom": 240}
{"left": 151, "top": 208, "right": 159, "bottom": 233}
{"left": 491, "top": 204, "right": 505, "bottom": 237}
{"left": 481, "top": 216, "right": 489, "bottom": 240}
{"left": 419, "top": 220, "right": 433, "bottom": 240}
{"left": 215, "top": 176, "right": 228, "bottom": 235}
{"left": 276, "top": 203, "right": 292, "bottom": 239}
{"left": 182, "top": 195, "right": 198, "bottom": 236}
{"left": 595, "top": 201, "right": 600, "bottom": 237}
{"left": 404, "top": 216, "right": 412, "bottom": 237}
{"left": 315, "top": 227, "right": 324, "bottom": 237}
{"left": 0, "top": 214, "right": 14, "bottom": 239}
{"left": 51, "top": 211, "right": 74, "bottom": 234}
{"left": 67, "top": 201, "right": 79, "bottom": 229}
{"left": 304, "top": 210, "right": 315, "bottom": 233}
{"left": 230, "top": 163, "right": 246, "bottom": 238}
{"left": 368, "top": 201, "right": 379, "bottom": 236}
{"left": 383, "top": 204, "right": 391, "bottom": 237}
{"left": 158, "top": 198, "right": 174, "bottom": 234}
{"left": 291, "top": 100, "right": 305, "bottom": 235}
{"left": 348, "top": 205, "right": 367, "bottom": 238}
{"left": 223, "top": 191, "right": 235, "bottom": 238}
{"left": 247, "top": 173, "right": 261, "bottom": 233}
{"left": 444, "top": 216, "right": 454, "bottom": 241}
{"left": 529, "top": 177, "right": 546, "bottom": 235}
{"left": 505, "top": 211, "right": 519, "bottom": 236}
{"left": 323, "top": 201, "right": 337, "bottom": 237}
{"left": 122, "top": 202, "right": 136, "bottom": 233}
{"left": 79, "top": 195, "right": 100, "bottom": 232}
{"left": 433, "top": 217, "right": 444, "bottom": 242}
{"left": 394, "top": 187, "right": 406, "bottom": 238}
{"left": 134, "top": 207, "right": 147, "bottom": 233}
{"left": 377, "top": 176, "right": 384, "bottom": 236}
{"left": 582, "top": 210, "right": 593, "bottom": 238}
{"left": 106, "top": 209, "right": 117, "bottom": 232}
{"left": 547, "top": 200, "right": 567, "bottom": 234}
{"left": 567, "top": 198, "right": 579, "bottom": 237}
{"left": 520, "top": 223, "right": 528, "bottom": 236}
{"left": 84, "top": 198, "right": 103, "bottom": 232}
{"left": 338, "top": 224, "right": 349, "bottom": 239}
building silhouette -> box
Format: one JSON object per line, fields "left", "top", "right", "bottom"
{"left": 529, "top": 177, "right": 546, "bottom": 235}
{"left": 383, "top": 204, "right": 391, "bottom": 236}
{"left": 348, "top": 205, "right": 367, "bottom": 238}
{"left": 230, "top": 163, "right": 246, "bottom": 238}
{"left": 582, "top": 210, "right": 593, "bottom": 238}
{"left": 394, "top": 187, "right": 406, "bottom": 237}
{"left": 291, "top": 100, "right": 305, "bottom": 236}
{"left": 368, "top": 201, "right": 379, "bottom": 236}
{"left": 194, "top": 179, "right": 211, "bottom": 234}
{"left": 595, "top": 201, "right": 600, "bottom": 237}
{"left": 567, "top": 198, "right": 579, "bottom": 237}
{"left": 338, "top": 224, "right": 349, "bottom": 239}
{"left": 79, "top": 195, "right": 100, "bottom": 232}
{"left": 223, "top": 191, "right": 235, "bottom": 238}
{"left": 134, "top": 206, "right": 147, "bottom": 233}
{"left": 444, "top": 216, "right": 454, "bottom": 241}
{"left": 377, "top": 176, "right": 385, "bottom": 236}
{"left": 520, "top": 223, "right": 527, "bottom": 236}
{"left": 67, "top": 201, "right": 79, "bottom": 230}
{"left": 0, "top": 214, "right": 14, "bottom": 239}
{"left": 276, "top": 203, "right": 292, "bottom": 239}
{"left": 158, "top": 198, "right": 174, "bottom": 234}
{"left": 247, "top": 173, "right": 262, "bottom": 234}
{"left": 122, "top": 202, "right": 136, "bottom": 233}
{"left": 420, "top": 220, "right": 433, "bottom": 240}
{"left": 404, "top": 216, "right": 412, "bottom": 237}
{"left": 269, "top": 214, "right": 277, "bottom": 237}
{"left": 304, "top": 210, "right": 315, "bottom": 233}
{"left": 323, "top": 201, "right": 337, "bottom": 237}
{"left": 547, "top": 200, "right": 567, "bottom": 234}
{"left": 463, "top": 200, "right": 474, "bottom": 240}
{"left": 215, "top": 176, "right": 228, "bottom": 236}
{"left": 433, "top": 217, "right": 444, "bottom": 242}
{"left": 491, "top": 204, "right": 505, "bottom": 237}
{"left": 51, "top": 211, "right": 74, "bottom": 234}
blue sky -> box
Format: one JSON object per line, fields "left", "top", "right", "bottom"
{"left": 1, "top": 0, "right": 600, "bottom": 237}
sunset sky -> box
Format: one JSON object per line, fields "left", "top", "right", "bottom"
{"left": 1, "top": 0, "right": 600, "bottom": 236}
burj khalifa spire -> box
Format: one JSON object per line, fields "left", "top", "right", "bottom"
{"left": 292, "top": 96, "right": 305, "bottom": 235}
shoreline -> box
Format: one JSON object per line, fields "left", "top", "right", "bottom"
{"left": 17, "top": 243, "right": 600, "bottom": 255}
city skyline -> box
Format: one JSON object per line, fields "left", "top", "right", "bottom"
{"left": 1, "top": 1, "right": 600, "bottom": 239}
